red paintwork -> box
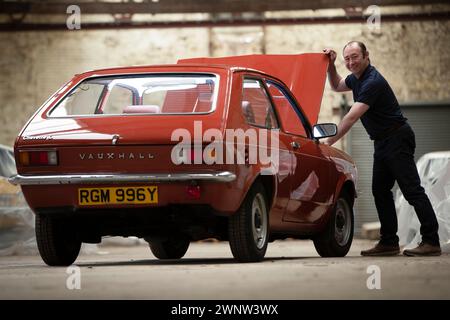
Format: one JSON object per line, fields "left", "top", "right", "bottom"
{"left": 13, "top": 55, "right": 357, "bottom": 238}
{"left": 178, "top": 53, "right": 328, "bottom": 125}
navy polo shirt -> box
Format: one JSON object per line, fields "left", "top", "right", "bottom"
{"left": 345, "top": 65, "right": 407, "bottom": 140}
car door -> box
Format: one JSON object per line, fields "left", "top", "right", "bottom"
{"left": 241, "top": 77, "right": 292, "bottom": 223}
{"left": 265, "top": 80, "right": 333, "bottom": 224}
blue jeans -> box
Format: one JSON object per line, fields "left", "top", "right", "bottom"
{"left": 372, "top": 123, "right": 439, "bottom": 246}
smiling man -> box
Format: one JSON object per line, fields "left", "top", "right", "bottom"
{"left": 323, "top": 41, "right": 441, "bottom": 256}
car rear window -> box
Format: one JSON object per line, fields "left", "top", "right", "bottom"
{"left": 48, "top": 74, "right": 218, "bottom": 117}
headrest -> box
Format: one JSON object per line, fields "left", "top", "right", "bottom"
{"left": 123, "top": 105, "right": 160, "bottom": 114}
{"left": 242, "top": 100, "right": 250, "bottom": 108}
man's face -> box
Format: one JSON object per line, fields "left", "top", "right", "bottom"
{"left": 343, "top": 44, "right": 369, "bottom": 76}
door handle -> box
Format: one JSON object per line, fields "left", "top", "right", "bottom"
{"left": 290, "top": 141, "right": 300, "bottom": 149}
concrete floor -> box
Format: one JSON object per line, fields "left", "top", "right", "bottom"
{"left": 0, "top": 239, "right": 449, "bottom": 300}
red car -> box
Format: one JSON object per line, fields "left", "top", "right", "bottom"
{"left": 10, "top": 53, "right": 357, "bottom": 266}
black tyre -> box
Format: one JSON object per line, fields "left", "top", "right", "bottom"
{"left": 35, "top": 215, "right": 81, "bottom": 266}
{"left": 149, "top": 235, "right": 190, "bottom": 259}
{"left": 229, "top": 182, "right": 269, "bottom": 262}
{"left": 313, "top": 191, "right": 354, "bottom": 257}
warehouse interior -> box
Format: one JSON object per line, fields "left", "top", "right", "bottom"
{"left": 0, "top": 0, "right": 449, "bottom": 302}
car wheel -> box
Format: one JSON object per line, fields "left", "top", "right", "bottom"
{"left": 228, "top": 182, "right": 269, "bottom": 262}
{"left": 149, "top": 235, "right": 190, "bottom": 259}
{"left": 35, "top": 215, "right": 81, "bottom": 266}
{"left": 313, "top": 191, "right": 354, "bottom": 257}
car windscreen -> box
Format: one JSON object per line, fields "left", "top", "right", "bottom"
{"left": 48, "top": 74, "right": 218, "bottom": 117}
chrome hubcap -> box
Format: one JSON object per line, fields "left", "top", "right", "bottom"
{"left": 252, "top": 193, "right": 268, "bottom": 249}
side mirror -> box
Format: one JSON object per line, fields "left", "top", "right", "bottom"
{"left": 312, "top": 123, "right": 337, "bottom": 139}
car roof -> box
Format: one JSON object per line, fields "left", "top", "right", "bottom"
{"left": 77, "top": 64, "right": 234, "bottom": 76}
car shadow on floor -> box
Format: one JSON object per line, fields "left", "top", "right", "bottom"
{"left": 76, "top": 256, "right": 328, "bottom": 267}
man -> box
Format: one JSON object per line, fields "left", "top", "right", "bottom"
{"left": 323, "top": 41, "right": 441, "bottom": 256}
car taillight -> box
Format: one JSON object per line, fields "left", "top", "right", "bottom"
{"left": 19, "top": 150, "right": 58, "bottom": 166}
{"left": 186, "top": 184, "right": 201, "bottom": 199}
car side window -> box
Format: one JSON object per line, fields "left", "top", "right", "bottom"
{"left": 242, "top": 78, "right": 279, "bottom": 129}
{"left": 102, "top": 85, "right": 133, "bottom": 114}
{"left": 50, "top": 83, "right": 104, "bottom": 116}
{"left": 266, "top": 81, "right": 308, "bottom": 137}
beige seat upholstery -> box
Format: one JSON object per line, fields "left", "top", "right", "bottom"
{"left": 123, "top": 105, "right": 160, "bottom": 114}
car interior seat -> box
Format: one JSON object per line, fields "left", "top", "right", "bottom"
{"left": 122, "top": 105, "right": 161, "bottom": 114}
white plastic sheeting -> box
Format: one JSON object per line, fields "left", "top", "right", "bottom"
{"left": 0, "top": 178, "right": 145, "bottom": 256}
{"left": 0, "top": 180, "right": 37, "bottom": 256}
{"left": 396, "top": 151, "right": 450, "bottom": 252}
{"left": 0, "top": 178, "right": 103, "bottom": 256}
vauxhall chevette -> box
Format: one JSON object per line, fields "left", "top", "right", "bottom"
{"left": 10, "top": 53, "right": 357, "bottom": 265}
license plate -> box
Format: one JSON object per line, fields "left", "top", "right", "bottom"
{"left": 78, "top": 186, "right": 158, "bottom": 206}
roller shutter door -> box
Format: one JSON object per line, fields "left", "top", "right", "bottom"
{"left": 349, "top": 103, "right": 450, "bottom": 235}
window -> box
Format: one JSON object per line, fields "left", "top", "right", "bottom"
{"left": 266, "top": 81, "right": 308, "bottom": 137}
{"left": 102, "top": 85, "right": 133, "bottom": 114}
{"left": 48, "top": 74, "right": 218, "bottom": 116}
{"left": 242, "top": 78, "right": 278, "bottom": 129}
{"left": 50, "top": 82, "right": 104, "bottom": 116}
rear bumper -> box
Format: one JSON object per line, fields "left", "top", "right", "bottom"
{"left": 9, "top": 171, "right": 236, "bottom": 185}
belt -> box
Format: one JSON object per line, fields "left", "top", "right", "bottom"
{"left": 373, "top": 122, "right": 407, "bottom": 141}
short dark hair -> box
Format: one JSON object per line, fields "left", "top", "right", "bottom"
{"left": 343, "top": 41, "right": 368, "bottom": 57}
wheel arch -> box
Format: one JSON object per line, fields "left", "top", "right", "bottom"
{"left": 339, "top": 178, "right": 356, "bottom": 207}
{"left": 249, "top": 173, "right": 277, "bottom": 211}
{"left": 319, "top": 176, "right": 356, "bottom": 229}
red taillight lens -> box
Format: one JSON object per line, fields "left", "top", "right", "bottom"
{"left": 19, "top": 150, "right": 58, "bottom": 166}
{"left": 30, "top": 152, "right": 48, "bottom": 165}
{"left": 186, "top": 185, "right": 201, "bottom": 199}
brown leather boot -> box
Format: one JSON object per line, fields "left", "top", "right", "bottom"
{"left": 361, "top": 243, "right": 400, "bottom": 256}
{"left": 403, "top": 242, "right": 441, "bottom": 256}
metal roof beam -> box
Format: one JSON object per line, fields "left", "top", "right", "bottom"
{"left": 0, "top": 0, "right": 448, "bottom": 15}
{"left": 1, "top": 11, "right": 448, "bottom": 31}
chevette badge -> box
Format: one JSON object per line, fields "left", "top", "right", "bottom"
{"left": 79, "top": 152, "right": 154, "bottom": 160}
{"left": 23, "top": 135, "right": 53, "bottom": 140}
